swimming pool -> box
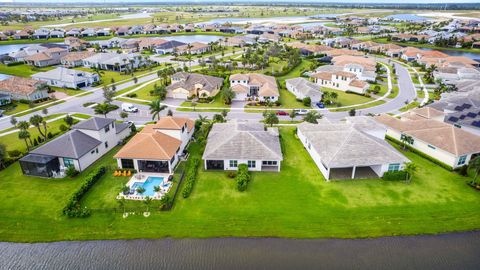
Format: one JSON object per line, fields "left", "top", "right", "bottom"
{"left": 132, "top": 176, "right": 164, "bottom": 197}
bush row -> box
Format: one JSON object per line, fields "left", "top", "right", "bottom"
{"left": 182, "top": 157, "right": 200, "bottom": 198}
{"left": 382, "top": 170, "right": 408, "bottom": 181}
{"left": 62, "top": 166, "right": 106, "bottom": 218}
{"left": 236, "top": 164, "right": 250, "bottom": 192}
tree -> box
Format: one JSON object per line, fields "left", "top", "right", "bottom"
{"left": 191, "top": 101, "right": 197, "bottom": 112}
{"left": 41, "top": 108, "right": 48, "bottom": 116}
{"left": 133, "top": 77, "right": 138, "bottom": 84}
{"left": 302, "top": 97, "right": 311, "bottom": 107}
{"left": 64, "top": 115, "right": 74, "bottom": 127}
{"left": 404, "top": 162, "right": 417, "bottom": 183}
{"left": 0, "top": 143, "right": 6, "bottom": 169}
{"left": 221, "top": 109, "right": 228, "bottom": 119}
{"left": 348, "top": 109, "right": 356, "bottom": 117}
{"left": 18, "top": 130, "right": 31, "bottom": 151}
{"left": 102, "top": 86, "right": 115, "bottom": 104}
{"left": 263, "top": 111, "right": 279, "bottom": 127}
{"left": 29, "top": 115, "right": 47, "bottom": 141}
{"left": 10, "top": 116, "right": 17, "bottom": 127}
{"left": 222, "top": 87, "right": 236, "bottom": 105}
{"left": 303, "top": 111, "right": 322, "bottom": 124}
{"left": 400, "top": 134, "right": 414, "bottom": 150}
{"left": 120, "top": 111, "right": 128, "bottom": 119}
{"left": 469, "top": 156, "right": 480, "bottom": 185}
{"left": 94, "top": 103, "right": 113, "bottom": 118}
{"left": 143, "top": 196, "right": 152, "bottom": 212}
{"left": 136, "top": 187, "right": 146, "bottom": 194}
{"left": 289, "top": 110, "right": 296, "bottom": 122}
{"left": 212, "top": 114, "right": 225, "bottom": 123}
{"left": 149, "top": 99, "right": 167, "bottom": 120}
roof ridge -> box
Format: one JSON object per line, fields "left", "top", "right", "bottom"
{"left": 326, "top": 127, "right": 356, "bottom": 166}
{"left": 451, "top": 126, "right": 459, "bottom": 156}
{"left": 246, "top": 130, "right": 282, "bottom": 159}
{"left": 150, "top": 132, "right": 171, "bottom": 158}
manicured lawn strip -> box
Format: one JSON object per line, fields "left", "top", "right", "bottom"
{"left": 0, "top": 64, "right": 54, "bottom": 77}
{"left": 323, "top": 88, "right": 374, "bottom": 108}
{"left": 179, "top": 94, "right": 230, "bottom": 111}
{"left": 399, "top": 101, "right": 420, "bottom": 112}
{"left": 0, "top": 127, "right": 479, "bottom": 242}
{"left": 387, "top": 85, "right": 400, "bottom": 99}
{"left": 70, "top": 113, "right": 92, "bottom": 119}
{"left": 1, "top": 99, "right": 65, "bottom": 116}
{"left": 329, "top": 99, "right": 386, "bottom": 112}
{"left": 115, "top": 97, "right": 150, "bottom": 105}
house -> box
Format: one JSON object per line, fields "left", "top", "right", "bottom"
{"left": 375, "top": 114, "right": 480, "bottom": 169}
{"left": 64, "top": 37, "right": 88, "bottom": 51}
{"left": 138, "top": 38, "right": 168, "bottom": 51}
{"left": 176, "top": 42, "right": 211, "bottom": 55}
{"left": 49, "top": 29, "right": 65, "bottom": 38}
{"left": 8, "top": 44, "right": 51, "bottom": 62}
{"left": 0, "top": 93, "right": 11, "bottom": 106}
{"left": 289, "top": 42, "right": 332, "bottom": 56}
{"left": 114, "top": 117, "right": 194, "bottom": 174}
{"left": 219, "top": 36, "right": 247, "bottom": 47}
{"left": 230, "top": 73, "right": 279, "bottom": 102}
{"left": 61, "top": 51, "right": 96, "bottom": 67}
{"left": 32, "top": 67, "right": 99, "bottom": 89}
{"left": 83, "top": 53, "right": 145, "bottom": 72}
{"left": 0, "top": 76, "right": 49, "bottom": 101}
{"left": 202, "top": 121, "right": 283, "bottom": 172}
{"left": 154, "top": 40, "right": 186, "bottom": 55}
{"left": 20, "top": 117, "right": 130, "bottom": 177}
{"left": 66, "top": 28, "right": 81, "bottom": 37}
{"left": 166, "top": 72, "right": 223, "bottom": 99}
{"left": 312, "top": 71, "right": 369, "bottom": 94}
{"left": 24, "top": 47, "right": 69, "bottom": 67}
{"left": 14, "top": 30, "right": 30, "bottom": 39}
{"left": 297, "top": 117, "right": 409, "bottom": 180}
{"left": 330, "top": 55, "right": 377, "bottom": 81}
{"left": 96, "top": 28, "right": 110, "bottom": 36}
{"left": 81, "top": 28, "right": 96, "bottom": 37}
{"left": 258, "top": 33, "right": 280, "bottom": 43}
{"left": 285, "top": 77, "right": 323, "bottom": 105}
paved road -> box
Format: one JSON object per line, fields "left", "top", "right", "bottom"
{"left": 0, "top": 55, "right": 417, "bottom": 130}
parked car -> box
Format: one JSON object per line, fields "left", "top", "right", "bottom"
{"left": 121, "top": 103, "right": 138, "bottom": 113}
{"left": 316, "top": 102, "right": 325, "bottom": 109}
{"left": 294, "top": 109, "right": 309, "bottom": 115}
{"left": 276, "top": 110, "right": 288, "bottom": 116}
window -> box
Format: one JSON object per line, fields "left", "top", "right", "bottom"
{"left": 121, "top": 159, "right": 134, "bottom": 169}
{"left": 388, "top": 163, "right": 400, "bottom": 172}
{"left": 262, "top": 161, "right": 277, "bottom": 166}
{"left": 247, "top": 160, "right": 256, "bottom": 168}
{"left": 104, "top": 141, "right": 109, "bottom": 148}
{"left": 63, "top": 158, "right": 74, "bottom": 168}
{"left": 457, "top": 155, "right": 467, "bottom": 166}
{"left": 104, "top": 125, "right": 110, "bottom": 132}
{"left": 229, "top": 160, "right": 238, "bottom": 168}
{"left": 428, "top": 144, "right": 436, "bottom": 150}
{"left": 96, "top": 148, "right": 98, "bottom": 154}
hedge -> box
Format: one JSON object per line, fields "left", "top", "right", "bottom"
{"left": 62, "top": 166, "right": 106, "bottom": 218}
{"left": 386, "top": 135, "right": 453, "bottom": 171}
{"left": 182, "top": 157, "right": 200, "bottom": 198}
{"left": 382, "top": 170, "right": 408, "bottom": 181}
{"left": 236, "top": 164, "right": 250, "bottom": 192}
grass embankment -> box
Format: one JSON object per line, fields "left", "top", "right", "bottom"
{"left": 0, "top": 127, "right": 479, "bottom": 242}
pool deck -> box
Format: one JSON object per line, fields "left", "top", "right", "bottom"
{"left": 117, "top": 173, "right": 172, "bottom": 200}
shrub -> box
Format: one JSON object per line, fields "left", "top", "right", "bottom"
{"left": 236, "top": 164, "right": 250, "bottom": 192}
{"left": 62, "top": 166, "right": 106, "bottom": 218}
{"left": 65, "top": 166, "right": 79, "bottom": 178}
{"left": 302, "top": 97, "right": 311, "bottom": 107}
{"left": 456, "top": 165, "right": 468, "bottom": 176}
{"left": 382, "top": 170, "right": 408, "bottom": 181}
{"left": 59, "top": 124, "right": 69, "bottom": 132}
{"left": 126, "top": 93, "right": 137, "bottom": 98}
{"left": 227, "top": 171, "right": 237, "bottom": 178}
{"left": 182, "top": 157, "right": 200, "bottom": 198}
{"left": 7, "top": 150, "right": 23, "bottom": 158}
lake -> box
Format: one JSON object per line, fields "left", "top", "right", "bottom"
{"left": 0, "top": 232, "right": 479, "bottom": 270}
{"left": 161, "top": 35, "right": 224, "bottom": 43}
{"left": 385, "top": 14, "right": 429, "bottom": 22}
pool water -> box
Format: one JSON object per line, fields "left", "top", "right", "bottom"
{"left": 132, "top": 176, "right": 164, "bottom": 197}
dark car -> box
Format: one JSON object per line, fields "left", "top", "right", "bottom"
{"left": 276, "top": 110, "right": 288, "bottom": 116}
{"left": 316, "top": 102, "right": 325, "bottom": 109}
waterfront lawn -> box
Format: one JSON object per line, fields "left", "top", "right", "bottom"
{"left": 0, "top": 64, "right": 54, "bottom": 77}
{"left": 0, "top": 127, "right": 480, "bottom": 242}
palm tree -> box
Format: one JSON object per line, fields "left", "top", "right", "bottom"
{"left": 303, "top": 111, "right": 322, "bottom": 124}
{"left": 143, "top": 196, "right": 152, "bottom": 212}
{"left": 153, "top": 186, "right": 161, "bottom": 193}
{"left": 263, "top": 111, "right": 279, "bottom": 127}
{"left": 10, "top": 116, "right": 17, "bottom": 127}
{"left": 18, "top": 130, "right": 31, "bottom": 151}
{"left": 404, "top": 162, "right": 417, "bottom": 183}
{"left": 222, "top": 87, "right": 236, "bottom": 105}
{"left": 29, "top": 115, "right": 46, "bottom": 141}
{"left": 468, "top": 156, "right": 480, "bottom": 185}
{"left": 149, "top": 99, "right": 167, "bottom": 120}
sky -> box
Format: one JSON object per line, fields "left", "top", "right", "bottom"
{"left": 0, "top": 0, "right": 479, "bottom": 3}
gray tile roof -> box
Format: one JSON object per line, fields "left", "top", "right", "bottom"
{"left": 286, "top": 77, "right": 323, "bottom": 100}
{"left": 73, "top": 117, "right": 114, "bottom": 131}
{"left": 298, "top": 122, "right": 408, "bottom": 168}
{"left": 167, "top": 72, "right": 223, "bottom": 94}
{"left": 202, "top": 122, "right": 283, "bottom": 161}
{"left": 115, "top": 122, "right": 129, "bottom": 134}
{"left": 30, "top": 130, "right": 101, "bottom": 159}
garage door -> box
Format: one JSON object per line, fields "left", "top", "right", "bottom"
{"left": 76, "top": 82, "right": 86, "bottom": 88}
{"left": 173, "top": 92, "right": 188, "bottom": 99}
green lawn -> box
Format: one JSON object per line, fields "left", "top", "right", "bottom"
{"left": 0, "top": 64, "right": 54, "bottom": 77}
{"left": 323, "top": 88, "right": 375, "bottom": 108}
{"left": 329, "top": 99, "right": 386, "bottom": 112}
{"left": 399, "top": 101, "right": 420, "bottom": 112}
{"left": 177, "top": 94, "right": 230, "bottom": 112}
{"left": 0, "top": 99, "right": 64, "bottom": 116}
{"left": 0, "top": 127, "right": 479, "bottom": 243}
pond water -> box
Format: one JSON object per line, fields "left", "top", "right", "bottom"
{"left": 0, "top": 232, "right": 479, "bottom": 269}
{"left": 385, "top": 14, "right": 429, "bottom": 22}
{"left": 197, "top": 14, "right": 346, "bottom": 25}
{"left": 423, "top": 47, "right": 480, "bottom": 61}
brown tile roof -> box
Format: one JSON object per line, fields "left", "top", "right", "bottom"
{"left": 312, "top": 72, "right": 333, "bottom": 81}
{"left": 0, "top": 76, "right": 46, "bottom": 95}
{"left": 375, "top": 114, "right": 480, "bottom": 156}
{"left": 231, "top": 84, "right": 249, "bottom": 93}
{"left": 151, "top": 116, "right": 194, "bottom": 132}
{"left": 114, "top": 129, "right": 181, "bottom": 160}
{"left": 61, "top": 51, "right": 96, "bottom": 62}
{"left": 349, "top": 79, "right": 368, "bottom": 88}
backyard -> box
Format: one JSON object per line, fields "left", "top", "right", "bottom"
{"left": 0, "top": 127, "right": 479, "bottom": 242}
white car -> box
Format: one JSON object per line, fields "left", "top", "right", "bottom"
{"left": 121, "top": 103, "right": 138, "bottom": 113}
{"left": 294, "top": 109, "right": 309, "bottom": 115}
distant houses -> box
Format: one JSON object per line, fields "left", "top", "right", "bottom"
{"left": 24, "top": 47, "right": 69, "bottom": 67}
{"left": 82, "top": 53, "right": 145, "bottom": 72}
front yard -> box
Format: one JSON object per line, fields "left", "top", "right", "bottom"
{"left": 0, "top": 127, "right": 479, "bottom": 242}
